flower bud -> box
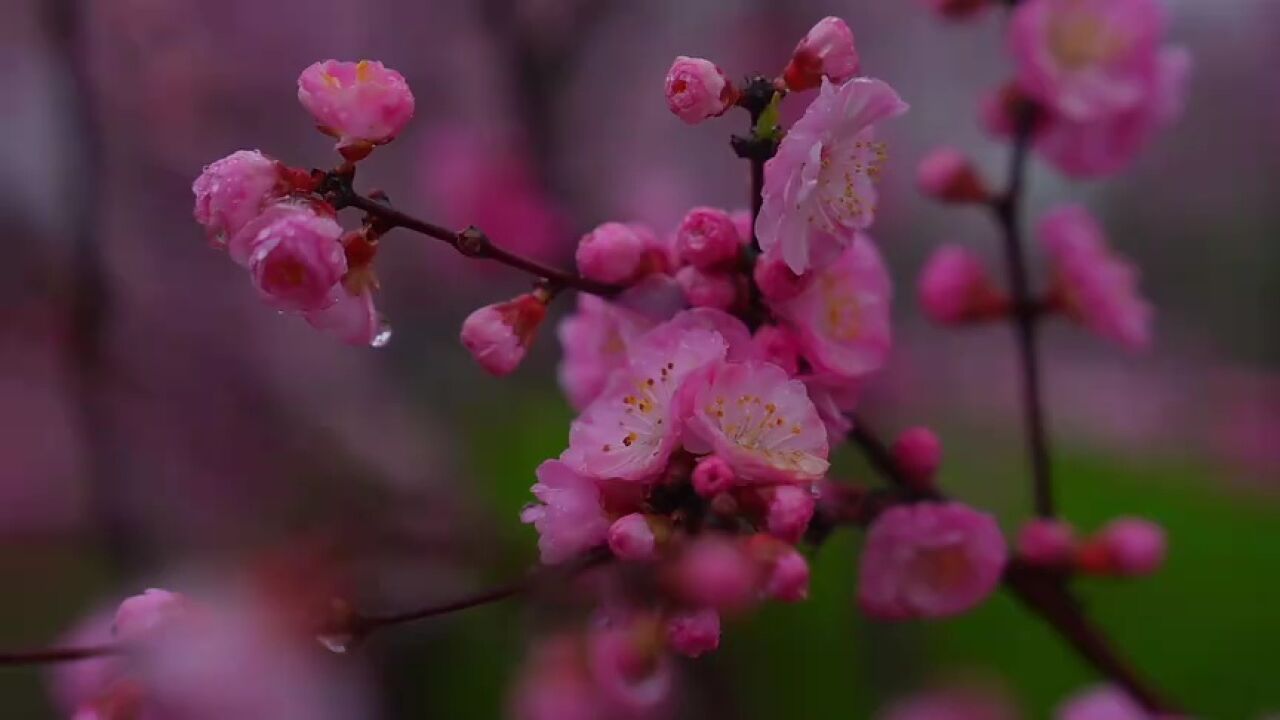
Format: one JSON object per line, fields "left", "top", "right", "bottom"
{"left": 676, "top": 266, "right": 738, "bottom": 311}
{"left": 753, "top": 252, "right": 812, "bottom": 302}
{"left": 692, "top": 455, "right": 736, "bottom": 497}
{"left": 675, "top": 207, "right": 742, "bottom": 269}
{"left": 665, "top": 56, "right": 738, "bottom": 125}
{"left": 608, "top": 513, "right": 658, "bottom": 562}
{"left": 916, "top": 147, "right": 990, "bottom": 203}
{"left": 664, "top": 608, "right": 720, "bottom": 658}
{"left": 763, "top": 546, "right": 810, "bottom": 602}
{"left": 192, "top": 150, "right": 283, "bottom": 246}
{"left": 749, "top": 325, "right": 801, "bottom": 375}
{"left": 1016, "top": 518, "right": 1077, "bottom": 566}
{"left": 460, "top": 293, "right": 548, "bottom": 376}
{"left": 764, "top": 485, "right": 816, "bottom": 544}
{"left": 670, "top": 536, "right": 758, "bottom": 612}
{"left": 918, "top": 245, "right": 1008, "bottom": 324}
{"left": 576, "top": 222, "right": 647, "bottom": 284}
{"left": 891, "top": 427, "right": 943, "bottom": 489}
{"left": 245, "top": 206, "right": 348, "bottom": 312}
{"left": 1078, "top": 517, "right": 1167, "bottom": 577}
{"left": 297, "top": 60, "right": 415, "bottom": 160}
{"left": 782, "top": 17, "right": 860, "bottom": 92}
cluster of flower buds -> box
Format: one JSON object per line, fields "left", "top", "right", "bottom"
{"left": 1017, "top": 515, "right": 1167, "bottom": 577}
{"left": 193, "top": 60, "right": 416, "bottom": 345}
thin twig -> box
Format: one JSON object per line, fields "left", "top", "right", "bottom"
{"left": 0, "top": 644, "right": 121, "bottom": 666}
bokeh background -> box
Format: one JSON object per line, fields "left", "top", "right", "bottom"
{"left": 1, "top": 0, "right": 1277, "bottom": 717}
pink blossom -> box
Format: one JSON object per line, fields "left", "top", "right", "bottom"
{"left": 244, "top": 208, "right": 347, "bottom": 312}
{"left": 113, "top": 589, "right": 189, "bottom": 641}
{"left": 730, "top": 209, "right": 754, "bottom": 246}
{"left": 461, "top": 293, "right": 548, "bottom": 377}
{"left": 685, "top": 362, "right": 830, "bottom": 484}
{"left": 1040, "top": 205, "right": 1152, "bottom": 351}
{"left": 670, "top": 535, "right": 759, "bottom": 611}
{"left": 296, "top": 60, "right": 415, "bottom": 160}
{"left": 919, "top": 245, "right": 1006, "bottom": 324}
{"left": 891, "top": 427, "right": 943, "bottom": 488}
{"left": 803, "top": 374, "right": 863, "bottom": 444}
{"left": 192, "top": 150, "right": 282, "bottom": 246}
{"left": 916, "top": 147, "right": 990, "bottom": 203}
{"left": 773, "top": 236, "right": 892, "bottom": 379}
{"left": 675, "top": 266, "right": 738, "bottom": 311}
{"left": 691, "top": 455, "right": 736, "bottom": 497}
{"left": 1009, "top": 0, "right": 1165, "bottom": 121}
{"left": 586, "top": 619, "right": 674, "bottom": 714}
{"left": 748, "top": 325, "right": 802, "bottom": 376}
{"left": 304, "top": 286, "right": 387, "bottom": 347}
{"left": 753, "top": 251, "right": 813, "bottom": 302}
{"left": 660, "top": 308, "right": 754, "bottom": 362}
{"left": 664, "top": 608, "right": 720, "bottom": 658}
{"left": 1017, "top": 518, "right": 1077, "bottom": 566}
{"left": 859, "top": 502, "right": 1007, "bottom": 620}
{"left": 674, "top": 207, "right": 742, "bottom": 270}
{"left": 564, "top": 326, "right": 727, "bottom": 482}
{"left": 510, "top": 635, "right": 606, "bottom": 720}
{"left": 608, "top": 513, "right": 658, "bottom": 562}
{"left": 783, "top": 17, "right": 861, "bottom": 92}
{"left": 1056, "top": 685, "right": 1150, "bottom": 720}
{"left": 760, "top": 544, "right": 811, "bottom": 602}
{"left": 1082, "top": 517, "right": 1167, "bottom": 576}
{"left": 577, "top": 222, "right": 649, "bottom": 285}
{"left": 664, "top": 56, "right": 737, "bottom": 125}
{"left": 764, "top": 485, "right": 816, "bottom": 543}
{"left": 521, "top": 460, "right": 610, "bottom": 564}
{"left": 557, "top": 295, "right": 653, "bottom": 410}
{"left": 757, "top": 77, "right": 908, "bottom": 273}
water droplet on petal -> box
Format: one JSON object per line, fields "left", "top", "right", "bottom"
{"left": 371, "top": 320, "right": 393, "bottom": 348}
{"left": 317, "top": 633, "right": 353, "bottom": 654}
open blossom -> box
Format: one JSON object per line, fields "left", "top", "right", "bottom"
{"left": 757, "top": 77, "right": 908, "bottom": 273}
{"left": 664, "top": 56, "right": 737, "bottom": 125}
{"left": 1009, "top": 0, "right": 1165, "bottom": 121}
{"left": 557, "top": 295, "right": 653, "bottom": 410}
{"left": 461, "top": 293, "right": 548, "bottom": 376}
{"left": 244, "top": 207, "right": 347, "bottom": 312}
{"left": 521, "top": 460, "right": 610, "bottom": 564}
{"left": 675, "top": 207, "right": 742, "bottom": 270}
{"left": 1040, "top": 205, "right": 1152, "bottom": 351}
{"left": 297, "top": 60, "right": 415, "bottom": 159}
{"left": 586, "top": 617, "right": 674, "bottom": 714}
{"left": 783, "top": 17, "right": 861, "bottom": 92}
{"left": 773, "top": 236, "right": 892, "bottom": 379}
{"left": 192, "top": 150, "right": 282, "bottom": 246}
{"left": 113, "top": 589, "right": 189, "bottom": 641}
{"left": 685, "top": 362, "right": 830, "bottom": 484}
{"left": 919, "top": 245, "right": 1006, "bottom": 324}
{"left": 564, "top": 326, "right": 727, "bottom": 482}
{"left": 675, "top": 266, "right": 738, "bottom": 311}
{"left": 1056, "top": 685, "right": 1150, "bottom": 720}
{"left": 577, "top": 222, "right": 649, "bottom": 285}
{"left": 859, "top": 502, "right": 1007, "bottom": 620}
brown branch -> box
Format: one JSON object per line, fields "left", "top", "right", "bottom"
{"left": 0, "top": 644, "right": 121, "bottom": 666}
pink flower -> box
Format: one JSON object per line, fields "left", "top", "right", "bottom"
{"left": 192, "top": 150, "right": 282, "bottom": 246}
{"left": 1039, "top": 205, "right": 1152, "bottom": 351}
{"left": 685, "top": 362, "right": 830, "bottom": 484}
{"left": 918, "top": 245, "right": 1007, "bottom": 324}
{"left": 1056, "top": 685, "right": 1149, "bottom": 720}
{"left": 297, "top": 60, "right": 415, "bottom": 160}
{"left": 691, "top": 455, "right": 736, "bottom": 497}
{"left": 304, "top": 287, "right": 388, "bottom": 347}
{"left": 564, "top": 325, "right": 727, "bottom": 482}
{"left": 754, "top": 541, "right": 811, "bottom": 602}
{"left": 675, "top": 266, "right": 738, "bottom": 311}
{"left": 586, "top": 618, "right": 673, "bottom": 714}
{"left": 461, "top": 293, "right": 548, "bottom": 377}
{"left": 664, "top": 56, "right": 737, "bottom": 125}
{"left": 764, "top": 485, "right": 816, "bottom": 543}
{"left": 244, "top": 208, "right": 348, "bottom": 312}
{"left": 748, "top": 325, "right": 802, "bottom": 376}
{"left": 773, "top": 236, "right": 892, "bottom": 379}
{"left": 661, "top": 309, "right": 754, "bottom": 362}
{"left": 510, "top": 635, "right": 606, "bottom": 720}
{"left": 608, "top": 513, "right": 658, "bottom": 562}
{"left": 670, "top": 535, "right": 759, "bottom": 611}
{"left": 757, "top": 77, "right": 908, "bottom": 273}
{"left": 1079, "top": 517, "right": 1166, "bottom": 577}
{"left": 521, "top": 460, "right": 610, "bottom": 564}
{"left": 859, "top": 502, "right": 1007, "bottom": 620}
{"left": 664, "top": 608, "right": 720, "bottom": 658}
{"left": 675, "top": 207, "right": 743, "bottom": 270}
{"left": 753, "top": 251, "right": 813, "bottom": 302}
{"left": 783, "top": 17, "right": 861, "bottom": 92}
{"left": 113, "top": 589, "right": 189, "bottom": 641}
{"left": 557, "top": 295, "right": 653, "bottom": 410}
{"left": 577, "top": 222, "right": 649, "bottom": 285}
{"left": 805, "top": 376, "right": 862, "bottom": 444}
{"left": 891, "top": 427, "right": 943, "bottom": 488}
{"left": 1017, "top": 518, "right": 1077, "bottom": 566}
{"left": 916, "top": 147, "right": 990, "bottom": 204}
{"left": 1009, "top": 0, "right": 1165, "bottom": 121}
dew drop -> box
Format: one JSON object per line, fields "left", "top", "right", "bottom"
{"left": 316, "top": 632, "right": 353, "bottom": 654}
{"left": 371, "top": 319, "right": 393, "bottom": 348}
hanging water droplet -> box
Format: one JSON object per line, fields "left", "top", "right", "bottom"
{"left": 316, "top": 632, "right": 353, "bottom": 654}
{"left": 370, "top": 320, "right": 393, "bottom": 348}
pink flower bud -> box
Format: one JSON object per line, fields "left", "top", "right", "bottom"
{"left": 891, "top": 427, "right": 943, "bottom": 488}
{"left": 916, "top": 147, "right": 990, "bottom": 203}
{"left": 749, "top": 325, "right": 801, "bottom": 375}
{"left": 1017, "top": 518, "right": 1077, "bottom": 566}
{"left": 113, "top": 588, "right": 188, "bottom": 641}
{"left": 692, "top": 455, "right": 737, "bottom": 497}
{"left": 921, "top": 0, "right": 991, "bottom": 21}
{"left": 297, "top": 60, "right": 415, "bottom": 161}
{"left": 460, "top": 293, "right": 548, "bottom": 376}
{"left": 665, "top": 608, "right": 720, "bottom": 658}
{"left": 753, "top": 252, "right": 812, "bottom": 302}
{"left": 676, "top": 266, "right": 738, "bottom": 311}
{"left": 670, "top": 536, "right": 758, "bottom": 612}
{"left": 783, "top": 17, "right": 861, "bottom": 91}
{"left": 765, "top": 485, "right": 816, "bottom": 544}
{"left": 1080, "top": 517, "right": 1167, "bottom": 577}
{"left": 244, "top": 206, "right": 348, "bottom": 312}
{"left": 305, "top": 286, "right": 388, "bottom": 347}
{"left": 664, "top": 56, "right": 737, "bottom": 125}
{"left": 675, "top": 207, "right": 742, "bottom": 269}
{"left": 730, "top": 209, "right": 754, "bottom": 245}
{"left": 192, "top": 150, "right": 283, "bottom": 246}
{"left": 608, "top": 513, "right": 657, "bottom": 562}
{"left": 763, "top": 547, "right": 810, "bottom": 602}
{"left": 918, "top": 245, "right": 1007, "bottom": 324}
{"left": 576, "top": 222, "right": 648, "bottom": 284}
